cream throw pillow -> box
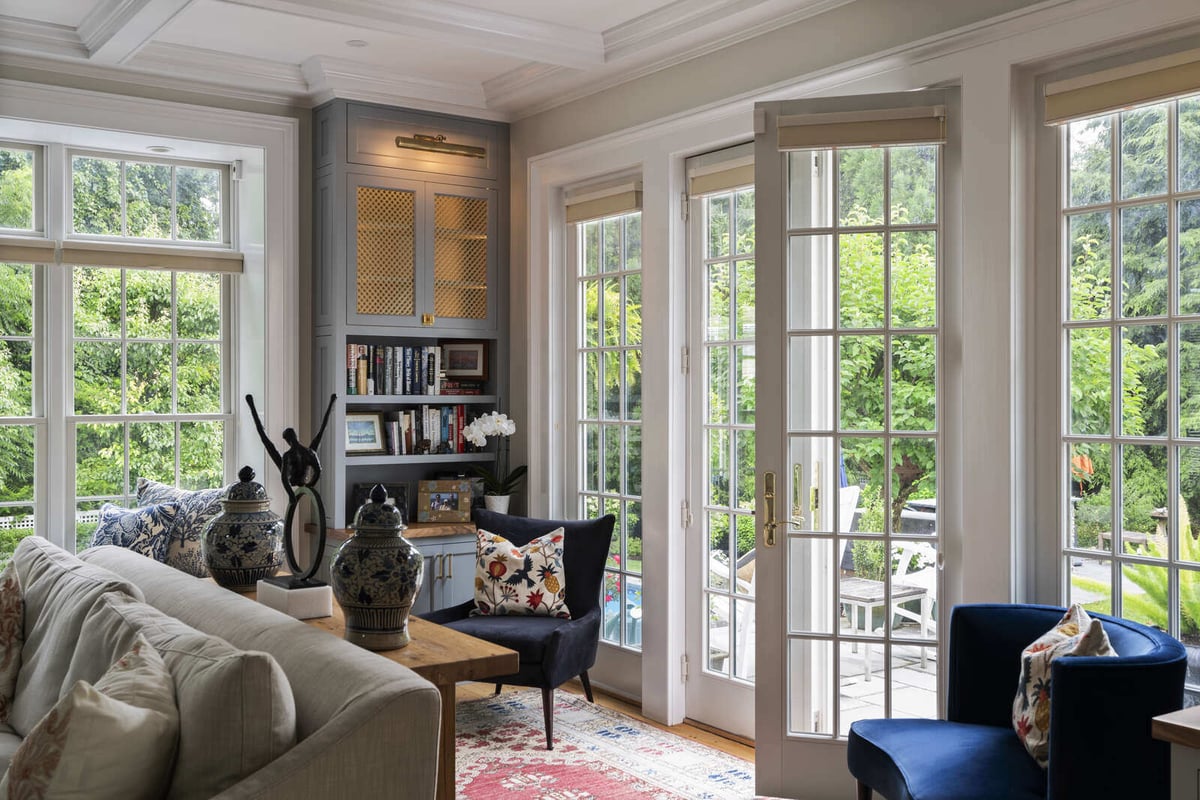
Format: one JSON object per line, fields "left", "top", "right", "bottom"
{"left": 0, "top": 634, "right": 179, "bottom": 799}
{"left": 1012, "top": 604, "right": 1116, "bottom": 766}
{"left": 472, "top": 528, "right": 570, "bottom": 617}
{"left": 0, "top": 561, "right": 22, "bottom": 725}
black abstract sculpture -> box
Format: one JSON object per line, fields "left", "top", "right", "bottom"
{"left": 247, "top": 393, "right": 338, "bottom": 586}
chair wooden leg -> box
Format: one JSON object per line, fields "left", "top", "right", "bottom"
{"left": 857, "top": 780, "right": 873, "bottom": 800}
{"left": 493, "top": 683, "right": 503, "bottom": 696}
{"left": 580, "top": 671, "right": 595, "bottom": 703}
{"left": 541, "top": 687, "right": 554, "bottom": 750}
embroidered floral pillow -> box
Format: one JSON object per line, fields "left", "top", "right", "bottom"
{"left": 0, "top": 633, "right": 179, "bottom": 800}
{"left": 1012, "top": 604, "right": 1117, "bottom": 766}
{"left": 137, "top": 478, "right": 224, "bottom": 578}
{"left": 471, "top": 528, "right": 570, "bottom": 618}
{"left": 90, "top": 502, "right": 180, "bottom": 564}
{"left": 0, "top": 559, "right": 21, "bottom": 725}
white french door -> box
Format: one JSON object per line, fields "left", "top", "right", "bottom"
{"left": 753, "top": 91, "right": 949, "bottom": 797}
{"left": 684, "top": 146, "right": 756, "bottom": 738}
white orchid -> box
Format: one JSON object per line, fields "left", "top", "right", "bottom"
{"left": 463, "top": 412, "right": 526, "bottom": 496}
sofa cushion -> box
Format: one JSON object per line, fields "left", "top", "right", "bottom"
{"left": 0, "top": 560, "right": 22, "bottom": 725}
{"left": 71, "top": 591, "right": 297, "bottom": 800}
{"left": 8, "top": 536, "right": 143, "bottom": 737}
{"left": 136, "top": 478, "right": 224, "bottom": 578}
{"left": 0, "top": 723, "right": 22, "bottom": 777}
{"left": 847, "top": 718, "right": 1046, "bottom": 800}
{"left": 90, "top": 502, "right": 180, "bottom": 564}
{"left": 2, "top": 634, "right": 179, "bottom": 800}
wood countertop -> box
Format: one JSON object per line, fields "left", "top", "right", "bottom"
{"left": 307, "top": 521, "right": 476, "bottom": 542}
{"left": 1153, "top": 706, "right": 1200, "bottom": 749}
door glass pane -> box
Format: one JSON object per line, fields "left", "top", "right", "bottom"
{"left": 841, "top": 538, "right": 885, "bottom": 640}
{"left": 707, "top": 262, "right": 731, "bottom": 340}
{"left": 893, "top": 540, "right": 937, "bottom": 640}
{"left": 892, "top": 334, "right": 936, "bottom": 432}
{"left": 891, "top": 231, "right": 936, "bottom": 327}
{"left": 735, "top": 346, "right": 755, "bottom": 425}
{"left": 840, "top": 335, "right": 885, "bottom": 431}
{"left": 708, "top": 195, "right": 730, "bottom": 259}
{"left": 1181, "top": 447, "right": 1200, "bottom": 564}
{"left": 1068, "top": 116, "right": 1112, "bottom": 207}
{"left": 788, "top": 638, "right": 833, "bottom": 735}
{"left": 1070, "top": 327, "right": 1111, "bottom": 435}
{"left": 1120, "top": 203, "right": 1168, "bottom": 318}
{"left": 1068, "top": 211, "right": 1112, "bottom": 321}
{"left": 789, "top": 536, "right": 834, "bottom": 634}
{"left": 1121, "top": 444, "right": 1166, "bottom": 558}
{"left": 1181, "top": 199, "right": 1200, "bottom": 316}
{"left": 735, "top": 260, "right": 755, "bottom": 338}
{"left": 708, "top": 429, "right": 730, "bottom": 507}
{"left": 839, "top": 233, "right": 884, "bottom": 328}
{"left": 1122, "top": 562, "right": 1167, "bottom": 629}
{"left": 1070, "top": 443, "right": 1111, "bottom": 552}
{"left": 788, "top": 150, "right": 832, "bottom": 230}
{"left": 840, "top": 640, "right": 885, "bottom": 734}
{"left": 789, "top": 235, "right": 833, "bottom": 330}
{"left": 734, "top": 429, "right": 755, "bottom": 511}
{"left": 891, "top": 645, "right": 937, "bottom": 719}
{"left": 788, "top": 336, "right": 833, "bottom": 431}
{"left": 1069, "top": 554, "right": 1112, "bottom": 614}
{"left": 839, "top": 149, "right": 884, "bottom": 225}
{"left": 889, "top": 145, "right": 937, "bottom": 225}
{"left": 1120, "top": 104, "right": 1168, "bottom": 200}
{"left": 1121, "top": 324, "right": 1166, "bottom": 437}
{"left": 709, "top": 593, "right": 730, "bottom": 673}
{"left": 709, "top": 345, "right": 731, "bottom": 424}
{"left": 786, "top": 436, "right": 834, "bottom": 532}
{"left": 624, "top": 275, "right": 642, "bottom": 346}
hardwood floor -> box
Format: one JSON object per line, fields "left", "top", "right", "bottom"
{"left": 456, "top": 680, "right": 756, "bottom": 762}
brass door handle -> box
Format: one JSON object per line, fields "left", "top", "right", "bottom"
{"left": 435, "top": 554, "right": 445, "bottom": 580}
{"left": 446, "top": 554, "right": 453, "bottom": 579}
{"left": 763, "top": 471, "right": 778, "bottom": 547}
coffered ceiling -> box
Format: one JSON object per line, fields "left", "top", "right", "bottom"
{"left": 0, "top": 0, "right": 853, "bottom": 119}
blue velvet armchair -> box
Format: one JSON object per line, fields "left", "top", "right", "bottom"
{"left": 420, "top": 509, "right": 616, "bottom": 750}
{"left": 847, "top": 603, "right": 1186, "bottom": 800}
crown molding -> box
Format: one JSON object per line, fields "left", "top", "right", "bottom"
{"left": 78, "top": 0, "right": 195, "bottom": 64}
{"left": 301, "top": 56, "right": 495, "bottom": 117}
{"left": 0, "top": 18, "right": 88, "bottom": 60}
{"left": 130, "top": 42, "right": 306, "bottom": 93}
{"left": 224, "top": 0, "right": 603, "bottom": 69}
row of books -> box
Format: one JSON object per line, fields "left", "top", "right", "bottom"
{"left": 383, "top": 405, "right": 473, "bottom": 455}
{"left": 347, "top": 344, "right": 442, "bottom": 396}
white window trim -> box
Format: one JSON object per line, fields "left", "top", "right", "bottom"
{"left": 0, "top": 79, "right": 299, "bottom": 525}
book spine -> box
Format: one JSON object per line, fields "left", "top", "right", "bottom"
{"left": 384, "top": 347, "right": 393, "bottom": 396}
{"left": 346, "top": 343, "right": 357, "bottom": 395}
{"left": 356, "top": 348, "right": 368, "bottom": 396}
{"left": 426, "top": 349, "right": 437, "bottom": 395}
{"left": 415, "top": 346, "right": 426, "bottom": 397}
{"left": 401, "top": 347, "right": 411, "bottom": 395}
{"left": 456, "top": 404, "right": 465, "bottom": 454}
{"left": 433, "top": 347, "right": 442, "bottom": 395}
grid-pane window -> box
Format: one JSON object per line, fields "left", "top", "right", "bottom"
{"left": 0, "top": 146, "right": 36, "bottom": 231}
{"left": 578, "top": 211, "right": 643, "bottom": 650}
{"left": 0, "top": 262, "right": 36, "bottom": 562}
{"left": 72, "top": 267, "right": 228, "bottom": 550}
{"left": 1061, "top": 94, "right": 1200, "bottom": 698}
{"left": 71, "top": 154, "right": 224, "bottom": 243}
{"left": 701, "top": 186, "right": 757, "bottom": 680}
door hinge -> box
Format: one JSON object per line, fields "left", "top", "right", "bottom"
{"left": 681, "top": 654, "right": 689, "bottom": 682}
{"left": 681, "top": 345, "right": 689, "bottom": 375}
{"left": 681, "top": 191, "right": 689, "bottom": 221}
{"left": 681, "top": 500, "right": 693, "bottom": 529}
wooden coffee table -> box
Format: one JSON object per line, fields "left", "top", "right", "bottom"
{"left": 253, "top": 592, "right": 517, "bottom": 800}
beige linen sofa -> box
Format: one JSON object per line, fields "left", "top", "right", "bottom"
{"left": 6, "top": 537, "right": 440, "bottom": 799}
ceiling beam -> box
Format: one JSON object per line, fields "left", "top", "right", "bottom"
{"left": 224, "top": 0, "right": 604, "bottom": 70}
{"left": 79, "top": 0, "right": 197, "bottom": 64}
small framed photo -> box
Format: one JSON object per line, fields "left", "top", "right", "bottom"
{"left": 345, "top": 412, "right": 385, "bottom": 454}
{"left": 417, "top": 479, "right": 473, "bottom": 522}
{"left": 349, "top": 482, "right": 410, "bottom": 525}
{"left": 441, "top": 341, "right": 488, "bottom": 380}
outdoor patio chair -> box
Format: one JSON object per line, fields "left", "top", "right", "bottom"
{"left": 847, "top": 603, "right": 1186, "bottom": 800}
{"left": 420, "top": 509, "right": 616, "bottom": 750}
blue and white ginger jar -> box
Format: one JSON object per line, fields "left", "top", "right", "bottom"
{"left": 332, "top": 484, "right": 424, "bottom": 649}
{"left": 201, "top": 466, "right": 284, "bottom": 591}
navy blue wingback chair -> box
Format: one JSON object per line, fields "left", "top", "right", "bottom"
{"left": 420, "top": 509, "right": 615, "bottom": 750}
{"left": 847, "top": 603, "right": 1186, "bottom": 800}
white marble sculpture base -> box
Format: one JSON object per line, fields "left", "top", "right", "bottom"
{"left": 256, "top": 579, "right": 333, "bottom": 620}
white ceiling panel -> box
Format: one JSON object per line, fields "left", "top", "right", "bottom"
{"left": 0, "top": 0, "right": 92, "bottom": 27}
{"left": 156, "top": 0, "right": 525, "bottom": 81}
{"left": 451, "top": 0, "right": 680, "bottom": 33}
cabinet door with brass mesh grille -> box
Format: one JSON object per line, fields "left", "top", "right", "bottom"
{"left": 432, "top": 186, "right": 493, "bottom": 323}
{"left": 354, "top": 181, "right": 418, "bottom": 319}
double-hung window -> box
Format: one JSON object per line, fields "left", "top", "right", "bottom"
{"left": 0, "top": 144, "right": 237, "bottom": 560}
{"left": 1050, "top": 52, "right": 1200, "bottom": 695}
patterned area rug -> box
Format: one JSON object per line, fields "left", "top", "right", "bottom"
{"left": 456, "top": 690, "right": 756, "bottom": 799}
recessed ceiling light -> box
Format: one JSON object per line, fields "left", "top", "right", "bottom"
{"left": 147, "top": 145, "right": 174, "bottom": 153}
{"left": 346, "top": 39, "right": 368, "bottom": 48}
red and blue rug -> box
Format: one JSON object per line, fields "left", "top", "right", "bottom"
{"left": 456, "top": 690, "right": 756, "bottom": 799}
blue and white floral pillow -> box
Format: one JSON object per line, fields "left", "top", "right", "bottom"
{"left": 90, "top": 503, "right": 180, "bottom": 564}
{"left": 136, "top": 478, "right": 224, "bottom": 578}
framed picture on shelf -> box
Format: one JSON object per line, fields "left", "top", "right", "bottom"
{"left": 417, "top": 479, "right": 473, "bottom": 523}
{"left": 441, "top": 341, "right": 488, "bottom": 380}
{"left": 349, "top": 482, "right": 410, "bottom": 525}
{"left": 345, "top": 412, "right": 386, "bottom": 454}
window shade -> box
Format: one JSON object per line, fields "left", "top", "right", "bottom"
{"left": 1044, "top": 49, "right": 1200, "bottom": 125}
{"left": 565, "top": 181, "right": 642, "bottom": 224}
{"left": 777, "top": 105, "right": 946, "bottom": 150}
{"left": 687, "top": 142, "right": 754, "bottom": 197}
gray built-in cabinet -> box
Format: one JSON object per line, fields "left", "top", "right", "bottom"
{"left": 311, "top": 100, "right": 509, "bottom": 601}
